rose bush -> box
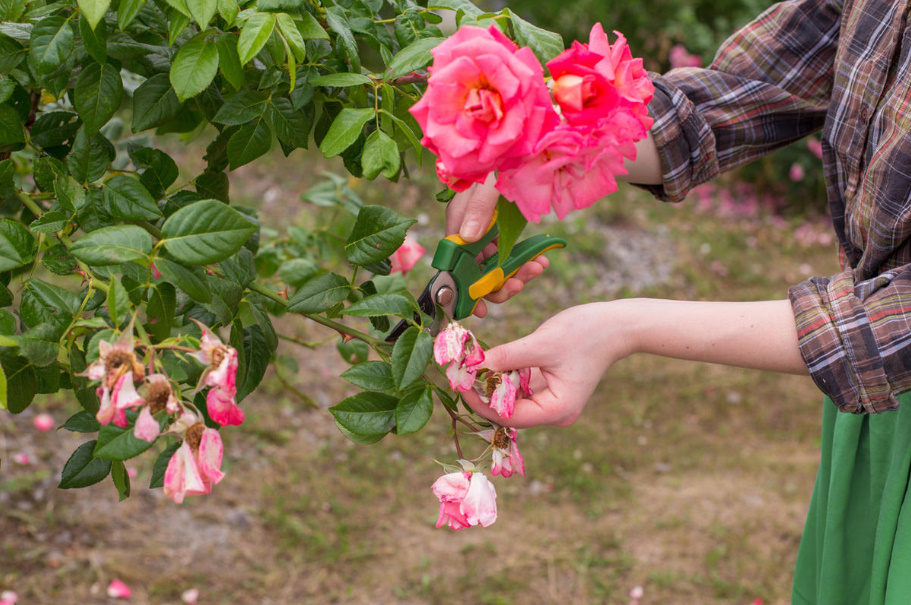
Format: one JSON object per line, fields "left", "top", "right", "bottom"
{"left": 0, "top": 0, "right": 647, "bottom": 527}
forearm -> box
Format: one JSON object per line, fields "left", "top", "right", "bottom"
{"left": 618, "top": 131, "right": 663, "bottom": 185}
{"left": 615, "top": 298, "right": 808, "bottom": 375}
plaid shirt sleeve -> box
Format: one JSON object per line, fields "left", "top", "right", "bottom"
{"left": 639, "top": 0, "right": 841, "bottom": 202}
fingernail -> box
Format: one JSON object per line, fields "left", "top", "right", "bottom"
{"left": 462, "top": 219, "right": 481, "bottom": 240}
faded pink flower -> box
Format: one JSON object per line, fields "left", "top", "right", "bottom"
{"left": 390, "top": 237, "right": 425, "bottom": 276}
{"left": 80, "top": 327, "right": 146, "bottom": 427}
{"left": 12, "top": 452, "right": 31, "bottom": 465}
{"left": 163, "top": 419, "right": 225, "bottom": 504}
{"left": 33, "top": 413, "right": 54, "bottom": 432}
{"left": 181, "top": 588, "right": 200, "bottom": 604}
{"left": 807, "top": 138, "right": 823, "bottom": 159}
{"left": 189, "top": 320, "right": 243, "bottom": 427}
{"left": 107, "top": 579, "right": 132, "bottom": 599}
{"left": 669, "top": 44, "right": 702, "bottom": 68}
{"left": 163, "top": 440, "right": 208, "bottom": 504}
{"left": 789, "top": 162, "right": 805, "bottom": 182}
{"left": 479, "top": 427, "right": 526, "bottom": 478}
{"left": 142, "top": 374, "right": 181, "bottom": 415}
{"left": 410, "top": 25, "right": 559, "bottom": 187}
{"left": 432, "top": 469, "right": 497, "bottom": 530}
{"left": 548, "top": 24, "right": 654, "bottom": 127}
{"left": 0, "top": 590, "right": 17, "bottom": 605}
{"left": 479, "top": 369, "right": 533, "bottom": 419}
{"left": 98, "top": 372, "right": 145, "bottom": 428}
{"left": 434, "top": 322, "right": 485, "bottom": 392}
{"left": 133, "top": 406, "right": 160, "bottom": 442}
{"left": 495, "top": 121, "right": 636, "bottom": 222}
{"left": 196, "top": 428, "right": 226, "bottom": 488}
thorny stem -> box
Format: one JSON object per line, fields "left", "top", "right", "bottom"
{"left": 277, "top": 333, "right": 332, "bottom": 349}
{"left": 275, "top": 370, "right": 320, "bottom": 409}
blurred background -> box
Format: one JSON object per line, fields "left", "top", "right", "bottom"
{"left": 1, "top": 0, "right": 838, "bottom": 603}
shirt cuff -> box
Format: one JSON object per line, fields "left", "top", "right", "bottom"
{"left": 633, "top": 72, "right": 722, "bottom": 203}
{"left": 788, "top": 271, "right": 898, "bottom": 413}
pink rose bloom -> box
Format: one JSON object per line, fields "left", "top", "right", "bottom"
{"left": 163, "top": 440, "right": 209, "bottom": 504}
{"left": 80, "top": 327, "right": 146, "bottom": 427}
{"left": 488, "top": 371, "right": 518, "bottom": 418}
{"left": 496, "top": 122, "right": 633, "bottom": 222}
{"left": 548, "top": 24, "right": 654, "bottom": 126}
{"left": 33, "top": 413, "right": 54, "bottom": 432}
{"left": 479, "top": 427, "right": 526, "bottom": 478}
{"left": 196, "top": 428, "right": 226, "bottom": 489}
{"left": 181, "top": 588, "right": 200, "bottom": 605}
{"left": 390, "top": 236, "right": 426, "bottom": 276}
{"left": 435, "top": 158, "right": 475, "bottom": 193}
{"left": 432, "top": 470, "right": 497, "bottom": 530}
{"left": 133, "top": 407, "right": 160, "bottom": 442}
{"left": 789, "top": 163, "right": 805, "bottom": 182}
{"left": 189, "top": 320, "right": 243, "bottom": 427}
{"left": 807, "top": 138, "right": 823, "bottom": 159}
{"left": 107, "top": 579, "right": 132, "bottom": 599}
{"left": 410, "top": 25, "right": 559, "bottom": 187}
{"left": 434, "top": 322, "right": 485, "bottom": 392}
{"left": 669, "top": 44, "right": 702, "bottom": 68}
{"left": 97, "top": 372, "right": 145, "bottom": 428}
{"left": 0, "top": 590, "right": 18, "bottom": 605}
{"left": 434, "top": 322, "right": 470, "bottom": 366}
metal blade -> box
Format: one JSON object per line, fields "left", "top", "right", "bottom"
{"left": 384, "top": 273, "right": 440, "bottom": 343}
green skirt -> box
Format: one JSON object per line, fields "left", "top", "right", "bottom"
{"left": 793, "top": 392, "right": 911, "bottom": 604}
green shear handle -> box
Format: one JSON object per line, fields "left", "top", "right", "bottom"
{"left": 431, "top": 213, "right": 567, "bottom": 319}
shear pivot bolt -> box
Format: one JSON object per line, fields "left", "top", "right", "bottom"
{"left": 436, "top": 287, "right": 453, "bottom": 306}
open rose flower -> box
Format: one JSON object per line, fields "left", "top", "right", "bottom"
{"left": 410, "top": 25, "right": 559, "bottom": 188}
{"left": 189, "top": 320, "right": 243, "bottom": 426}
{"left": 390, "top": 237, "right": 425, "bottom": 276}
{"left": 163, "top": 417, "right": 226, "bottom": 504}
{"left": 431, "top": 467, "right": 497, "bottom": 530}
{"left": 434, "top": 322, "right": 485, "bottom": 391}
{"left": 478, "top": 426, "right": 526, "bottom": 478}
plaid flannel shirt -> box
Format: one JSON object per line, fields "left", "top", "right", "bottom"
{"left": 642, "top": 0, "right": 911, "bottom": 413}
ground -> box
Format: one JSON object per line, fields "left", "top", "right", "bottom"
{"left": 1, "top": 144, "right": 839, "bottom": 604}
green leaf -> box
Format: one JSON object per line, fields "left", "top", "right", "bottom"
{"left": 287, "top": 272, "right": 350, "bottom": 314}
{"left": 296, "top": 10, "right": 328, "bottom": 39}
{"left": 59, "top": 440, "right": 112, "bottom": 488}
{"left": 168, "top": 9, "right": 191, "bottom": 46}
{"left": 362, "top": 129, "right": 400, "bottom": 180}
{"left": 117, "top": 0, "right": 146, "bottom": 29}
{"left": 30, "top": 111, "right": 81, "bottom": 152}
{"left": 325, "top": 7, "right": 359, "bottom": 72}
{"left": 385, "top": 37, "right": 442, "bottom": 79}
{"left": 212, "top": 90, "right": 269, "bottom": 126}
{"left": 131, "top": 147, "right": 179, "bottom": 198}
{"left": 0, "top": 218, "right": 33, "bottom": 272}
{"left": 237, "top": 324, "right": 270, "bottom": 401}
{"left": 77, "top": 0, "right": 111, "bottom": 31}
{"left": 214, "top": 33, "right": 244, "bottom": 90}
{"left": 217, "top": 0, "right": 237, "bottom": 24}
{"left": 335, "top": 421, "right": 385, "bottom": 445}
{"left": 495, "top": 196, "right": 527, "bottom": 267}
{"left": 170, "top": 39, "right": 219, "bottom": 102}
{"left": 269, "top": 96, "right": 308, "bottom": 150}
{"left": 74, "top": 62, "right": 123, "bottom": 135}
{"left": 187, "top": 0, "right": 216, "bottom": 28}
{"left": 310, "top": 73, "right": 372, "bottom": 87}
{"left": 506, "top": 8, "right": 564, "bottom": 65}
{"left": 3, "top": 356, "right": 36, "bottom": 414}
{"left": 111, "top": 459, "right": 131, "bottom": 501}
{"left": 329, "top": 392, "right": 398, "bottom": 436}
{"left": 276, "top": 12, "right": 305, "bottom": 62}
{"left": 95, "top": 420, "right": 157, "bottom": 460}
{"left": 396, "top": 385, "right": 433, "bottom": 434}
{"left": 391, "top": 326, "right": 432, "bottom": 390}
{"left": 427, "top": 0, "right": 483, "bottom": 16}
{"left": 318, "top": 107, "right": 373, "bottom": 158}
{"left": 79, "top": 16, "right": 107, "bottom": 64}
{"left": 62, "top": 410, "right": 101, "bottom": 433}
{"left": 144, "top": 282, "right": 175, "bottom": 341}
{"left": 237, "top": 12, "right": 275, "bottom": 65}
{"left": 150, "top": 442, "right": 180, "bottom": 488}
{"left": 345, "top": 205, "right": 416, "bottom": 266}
{"left": 70, "top": 225, "right": 153, "bottom": 265}
{"left": 343, "top": 293, "right": 415, "bottom": 319}
{"left": 226, "top": 115, "right": 271, "bottom": 169}
{"left": 131, "top": 73, "right": 182, "bottom": 133}
{"left": 29, "top": 16, "right": 75, "bottom": 75}
{"left": 153, "top": 257, "right": 211, "bottom": 302}
{"left": 29, "top": 210, "right": 69, "bottom": 234}
{"left": 0, "top": 363, "right": 6, "bottom": 410}
{"left": 0, "top": 104, "right": 24, "bottom": 153}
{"left": 161, "top": 199, "right": 258, "bottom": 265}
{"left": 107, "top": 276, "right": 130, "bottom": 325}
{"left": 102, "top": 175, "right": 162, "bottom": 221}
{"left": 341, "top": 360, "right": 394, "bottom": 391}
{"left": 67, "top": 127, "right": 114, "bottom": 183}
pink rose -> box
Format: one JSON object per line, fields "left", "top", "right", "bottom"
{"left": 789, "top": 162, "right": 805, "bottom": 182}
{"left": 669, "top": 44, "right": 702, "bottom": 68}
{"left": 547, "top": 24, "right": 654, "bottom": 127}
{"left": 0, "top": 590, "right": 18, "bottom": 605}
{"left": 435, "top": 158, "right": 475, "bottom": 193}
{"left": 163, "top": 441, "right": 209, "bottom": 504}
{"left": 97, "top": 371, "right": 145, "bottom": 428}
{"left": 479, "top": 427, "right": 526, "bottom": 478}
{"left": 431, "top": 470, "right": 497, "bottom": 530}
{"left": 390, "top": 236, "right": 425, "bottom": 276}
{"left": 478, "top": 369, "right": 534, "bottom": 420}
{"left": 434, "top": 322, "right": 485, "bottom": 392}
{"left": 33, "top": 413, "right": 54, "bottom": 432}
{"left": 410, "top": 25, "right": 558, "bottom": 187}
{"left": 189, "top": 320, "right": 244, "bottom": 427}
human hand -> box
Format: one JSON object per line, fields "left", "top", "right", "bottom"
{"left": 445, "top": 175, "right": 550, "bottom": 318}
{"left": 462, "top": 302, "right": 634, "bottom": 427}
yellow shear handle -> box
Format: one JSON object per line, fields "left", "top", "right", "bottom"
{"left": 467, "top": 243, "right": 564, "bottom": 301}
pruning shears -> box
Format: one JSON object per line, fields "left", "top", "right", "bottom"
{"left": 385, "top": 212, "right": 567, "bottom": 342}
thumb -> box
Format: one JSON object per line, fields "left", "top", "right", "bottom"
{"left": 482, "top": 333, "right": 545, "bottom": 373}
{"left": 459, "top": 174, "right": 498, "bottom": 242}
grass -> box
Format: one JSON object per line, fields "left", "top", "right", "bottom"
{"left": 0, "top": 143, "right": 838, "bottom": 604}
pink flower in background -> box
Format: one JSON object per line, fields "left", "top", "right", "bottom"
{"left": 390, "top": 237, "right": 425, "bottom": 276}
{"left": 189, "top": 320, "right": 243, "bottom": 427}
{"left": 33, "top": 413, "right": 54, "bottom": 432}
{"left": 107, "top": 579, "right": 132, "bottom": 599}
{"left": 181, "top": 588, "right": 200, "bottom": 604}
{"left": 0, "top": 590, "right": 18, "bottom": 605}
{"left": 628, "top": 585, "right": 644, "bottom": 605}
{"left": 434, "top": 322, "right": 485, "bottom": 392}
{"left": 807, "top": 138, "right": 823, "bottom": 159}
{"left": 12, "top": 452, "right": 31, "bottom": 465}
{"left": 432, "top": 470, "right": 497, "bottom": 530}
{"left": 669, "top": 44, "right": 702, "bottom": 68}
{"left": 548, "top": 25, "right": 653, "bottom": 127}
{"left": 479, "top": 427, "right": 526, "bottom": 478}
{"left": 410, "top": 25, "right": 558, "bottom": 187}
{"left": 789, "top": 163, "right": 805, "bottom": 182}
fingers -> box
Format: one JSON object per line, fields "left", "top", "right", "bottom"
{"left": 461, "top": 386, "right": 573, "bottom": 428}
{"left": 445, "top": 174, "right": 498, "bottom": 242}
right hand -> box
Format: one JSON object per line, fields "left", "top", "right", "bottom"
{"left": 445, "top": 175, "right": 550, "bottom": 318}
